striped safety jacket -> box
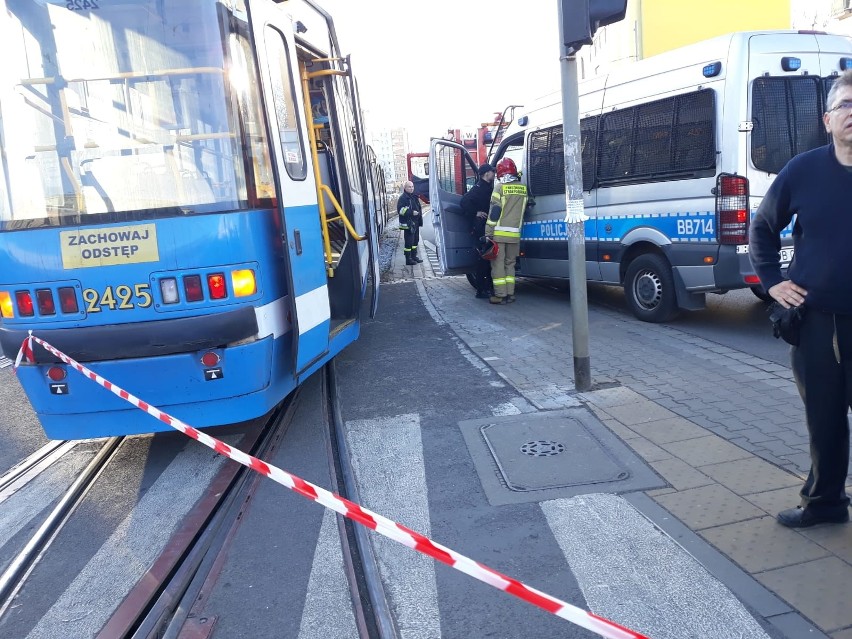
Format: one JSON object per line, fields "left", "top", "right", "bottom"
{"left": 486, "top": 178, "right": 528, "bottom": 243}
{"left": 397, "top": 191, "right": 422, "bottom": 231}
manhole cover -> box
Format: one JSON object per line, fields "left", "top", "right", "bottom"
{"left": 481, "top": 414, "right": 629, "bottom": 492}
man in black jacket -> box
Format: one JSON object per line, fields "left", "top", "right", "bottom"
{"left": 749, "top": 70, "right": 852, "bottom": 528}
{"left": 398, "top": 181, "right": 423, "bottom": 265}
{"left": 460, "top": 163, "right": 496, "bottom": 298}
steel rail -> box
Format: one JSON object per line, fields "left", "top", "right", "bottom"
{"left": 0, "top": 436, "right": 123, "bottom": 612}
{"left": 122, "top": 397, "right": 296, "bottom": 639}
{"left": 327, "top": 362, "right": 398, "bottom": 639}
{"left": 0, "top": 440, "right": 72, "bottom": 496}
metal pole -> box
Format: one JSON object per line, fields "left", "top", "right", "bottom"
{"left": 557, "top": 0, "right": 592, "bottom": 392}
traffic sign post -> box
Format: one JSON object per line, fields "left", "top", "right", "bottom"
{"left": 558, "top": 0, "right": 627, "bottom": 392}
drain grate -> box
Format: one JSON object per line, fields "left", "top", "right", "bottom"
{"left": 520, "top": 440, "right": 565, "bottom": 457}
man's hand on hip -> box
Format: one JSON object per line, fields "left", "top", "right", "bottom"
{"left": 769, "top": 280, "right": 808, "bottom": 308}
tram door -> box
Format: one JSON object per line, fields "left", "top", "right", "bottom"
{"left": 252, "top": 8, "right": 330, "bottom": 374}
{"left": 429, "top": 139, "right": 480, "bottom": 276}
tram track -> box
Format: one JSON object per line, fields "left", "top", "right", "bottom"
{"left": 98, "top": 398, "right": 297, "bottom": 639}
{"left": 103, "top": 363, "right": 397, "bottom": 639}
{"left": 325, "top": 363, "right": 397, "bottom": 639}
{"left": 0, "top": 436, "right": 124, "bottom": 613}
{"left": 0, "top": 440, "right": 73, "bottom": 497}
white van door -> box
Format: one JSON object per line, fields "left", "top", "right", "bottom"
{"left": 429, "top": 139, "right": 480, "bottom": 276}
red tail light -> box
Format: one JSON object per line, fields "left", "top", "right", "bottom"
{"left": 58, "top": 287, "right": 79, "bottom": 313}
{"left": 716, "top": 174, "right": 749, "bottom": 245}
{"left": 183, "top": 275, "right": 204, "bottom": 302}
{"left": 201, "top": 351, "right": 220, "bottom": 367}
{"left": 15, "top": 291, "right": 34, "bottom": 317}
{"left": 207, "top": 273, "right": 227, "bottom": 299}
{"left": 36, "top": 289, "right": 56, "bottom": 315}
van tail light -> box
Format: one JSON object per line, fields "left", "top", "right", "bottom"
{"left": 15, "top": 291, "right": 34, "bottom": 317}
{"left": 58, "top": 287, "right": 79, "bottom": 313}
{"left": 716, "top": 174, "right": 749, "bottom": 245}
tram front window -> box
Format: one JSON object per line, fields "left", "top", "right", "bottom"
{"left": 0, "top": 0, "right": 275, "bottom": 229}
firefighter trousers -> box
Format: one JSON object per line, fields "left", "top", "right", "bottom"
{"left": 490, "top": 241, "right": 520, "bottom": 298}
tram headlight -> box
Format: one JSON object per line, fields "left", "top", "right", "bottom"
{"left": 0, "top": 291, "right": 13, "bottom": 318}
{"left": 231, "top": 269, "right": 256, "bottom": 297}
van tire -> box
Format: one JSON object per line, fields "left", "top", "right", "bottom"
{"left": 466, "top": 273, "right": 478, "bottom": 290}
{"left": 624, "top": 254, "right": 679, "bottom": 323}
{"left": 750, "top": 285, "right": 773, "bottom": 303}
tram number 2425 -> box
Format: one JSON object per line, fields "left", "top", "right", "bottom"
{"left": 82, "top": 284, "right": 153, "bottom": 313}
{"left": 67, "top": 0, "right": 101, "bottom": 11}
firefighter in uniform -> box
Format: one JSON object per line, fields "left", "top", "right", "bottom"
{"left": 486, "top": 158, "right": 527, "bottom": 304}
{"left": 397, "top": 181, "right": 423, "bottom": 265}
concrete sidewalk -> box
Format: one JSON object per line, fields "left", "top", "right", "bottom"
{"left": 382, "top": 226, "right": 852, "bottom": 639}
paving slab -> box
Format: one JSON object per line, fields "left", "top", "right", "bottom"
{"left": 756, "top": 558, "right": 852, "bottom": 633}
{"left": 700, "top": 458, "right": 803, "bottom": 494}
{"left": 661, "top": 435, "right": 754, "bottom": 467}
{"left": 653, "top": 483, "right": 766, "bottom": 530}
{"left": 699, "top": 516, "right": 830, "bottom": 572}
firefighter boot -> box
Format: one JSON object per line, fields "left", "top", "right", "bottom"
{"left": 412, "top": 248, "right": 423, "bottom": 263}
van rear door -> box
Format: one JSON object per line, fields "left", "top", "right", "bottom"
{"left": 747, "top": 33, "right": 827, "bottom": 201}
{"left": 429, "top": 139, "right": 480, "bottom": 276}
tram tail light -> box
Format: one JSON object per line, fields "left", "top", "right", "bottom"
{"left": 160, "top": 277, "right": 179, "bottom": 304}
{"left": 231, "top": 269, "right": 256, "bottom": 297}
{"left": 58, "top": 287, "right": 79, "bottom": 313}
{"left": 36, "top": 289, "right": 56, "bottom": 315}
{"left": 47, "top": 366, "right": 66, "bottom": 381}
{"left": 0, "top": 291, "right": 13, "bottom": 318}
{"left": 183, "top": 275, "right": 204, "bottom": 302}
{"left": 201, "top": 351, "right": 220, "bottom": 367}
{"left": 207, "top": 273, "right": 227, "bottom": 299}
{"left": 15, "top": 291, "right": 34, "bottom": 317}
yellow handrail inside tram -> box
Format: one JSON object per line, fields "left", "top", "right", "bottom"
{"left": 300, "top": 60, "right": 365, "bottom": 277}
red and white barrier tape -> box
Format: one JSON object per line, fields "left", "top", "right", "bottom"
{"left": 16, "top": 333, "right": 648, "bottom": 639}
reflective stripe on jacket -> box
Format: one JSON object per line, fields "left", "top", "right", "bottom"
{"left": 486, "top": 180, "right": 527, "bottom": 243}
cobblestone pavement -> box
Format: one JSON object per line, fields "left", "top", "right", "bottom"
{"left": 378, "top": 226, "right": 852, "bottom": 638}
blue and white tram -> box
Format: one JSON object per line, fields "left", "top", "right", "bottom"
{"left": 0, "top": 0, "right": 383, "bottom": 439}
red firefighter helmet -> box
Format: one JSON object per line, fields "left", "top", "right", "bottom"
{"left": 478, "top": 237, "right": 499, "bottom": 260}
{"left": 496, "top": 157, "right": 518, "bottom": 179}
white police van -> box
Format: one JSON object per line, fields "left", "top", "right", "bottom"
{"left": 429, "top": 30, "right": 852, "bottom": 322}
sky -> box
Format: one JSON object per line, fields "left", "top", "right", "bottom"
{"left": 318, "top": 0, "right": 562, "bottom": 152}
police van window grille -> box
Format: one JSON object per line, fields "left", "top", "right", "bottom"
{"left": 581, "top": 116, "right": 599, "bottom": 190}
{"left": 528, "top": 126, "right": 564, "bottom": 196}
{"left": 598, "top": 108, "right": 635, "bottom": 182}
{"left": 824, "top": 76, "right": 838, "bottom": 106}
{"left": 672, "top": 90, "right": 716, "bottom": 173}
{"left": 752, "top": 76, "right": 826, "bottom": 175}
{"left": 598, "top": 89, "right": 715, "bottom": 185}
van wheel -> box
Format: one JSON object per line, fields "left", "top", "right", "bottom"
{"left": 466, "top": 273, "right": 478, "bottom": 290}
{"left": 750, "top": 285, "right": 773, "bottom": 303}
{"left": 624, "top": 254, "right": 679, "bottom": 323}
